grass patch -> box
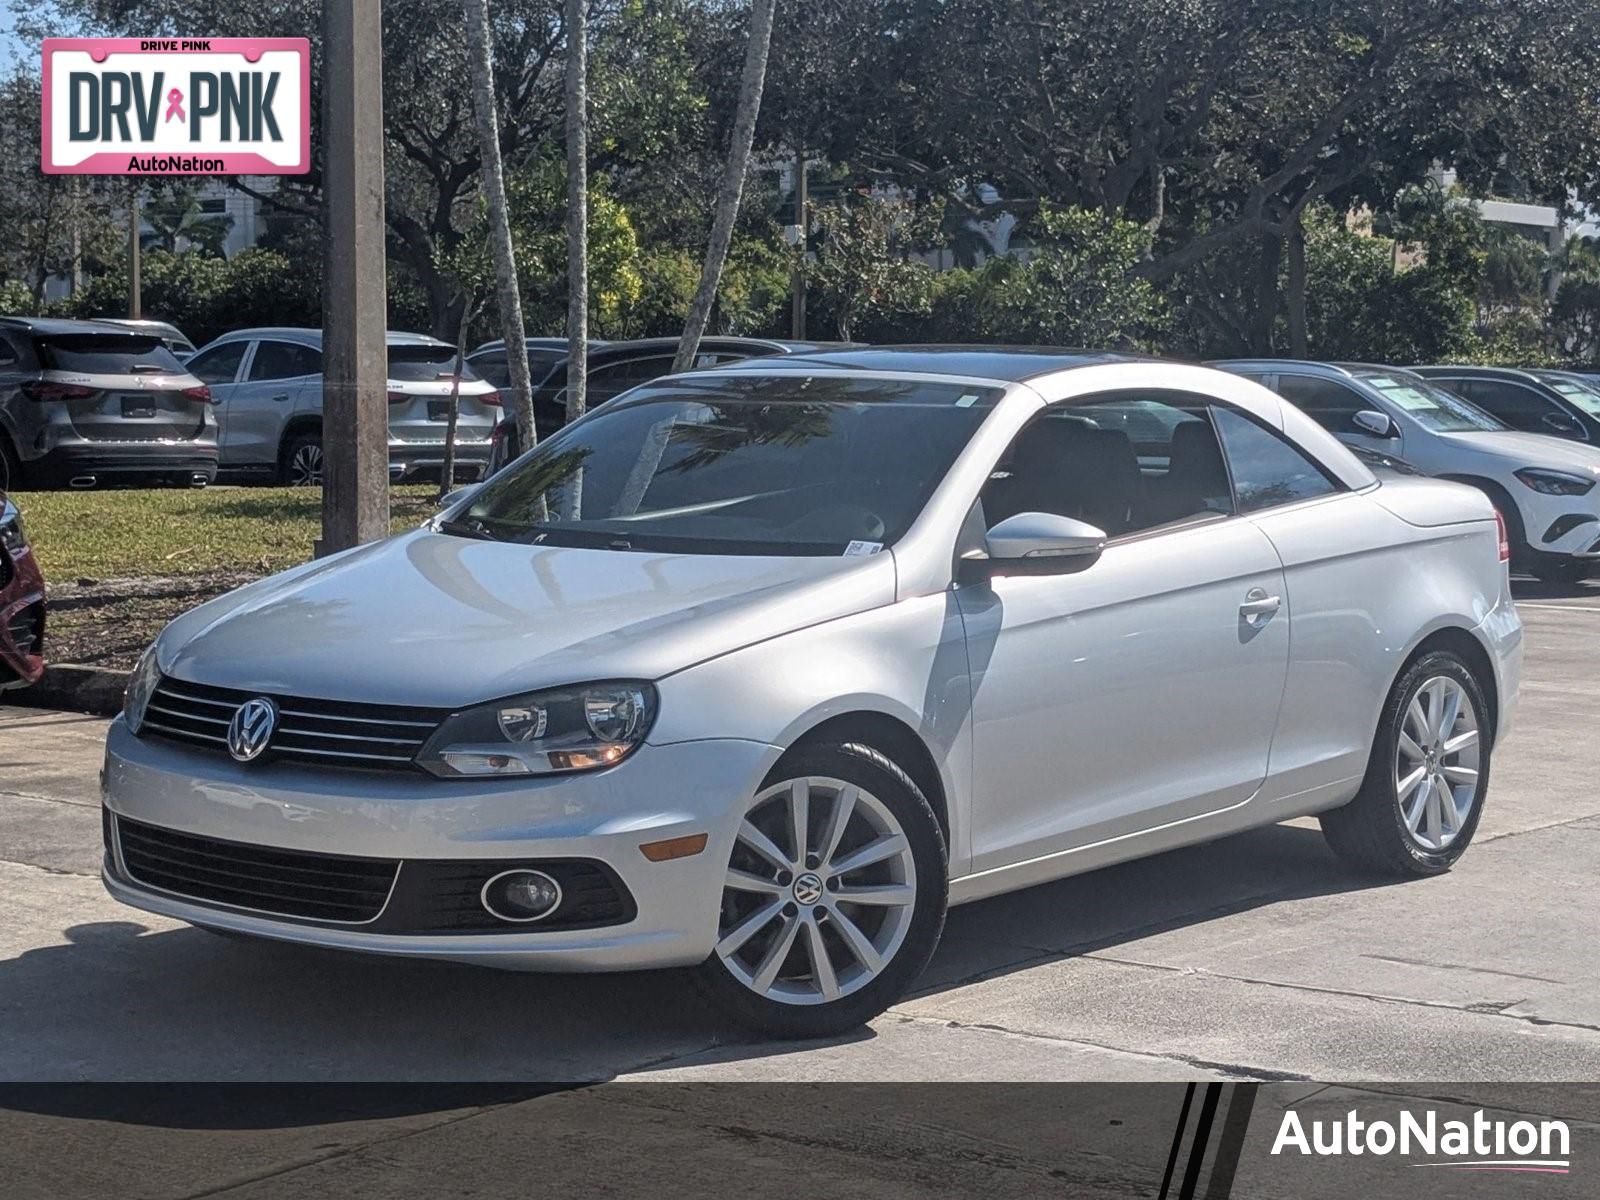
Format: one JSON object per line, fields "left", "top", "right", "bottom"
{"left": 16, "top": 485, "right": 439, "bottom": 582}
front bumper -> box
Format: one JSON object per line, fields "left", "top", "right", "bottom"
{"left": 1517, "top": 488, "right": 1600, "bottom": 558}
{"left": 100, "top": 718, "right": 776, "bottom": 971}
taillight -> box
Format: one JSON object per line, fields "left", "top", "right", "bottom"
{"left": 386, "top": 389, "right": 407, "bottom": 405}
{"left": 481, "top": 389, "right": 502, "bottom": 407}
{"left": 1494, "top": 509, "right": 1511, "bottom": 563}
{"left": 21, "top": 380, "right": 95, "bottom": 402}
{"left": 181, "top": 383, "right": 214, "bottom": 404}
{"left": 490, "top": 421, "right": 507, "bottom": 447}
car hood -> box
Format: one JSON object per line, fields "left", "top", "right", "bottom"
{"left": 1442, "top": 430, "right": 1600, "bottom": 474}
{"left": 158, "top": 530, "right": 897, "bottom": 707}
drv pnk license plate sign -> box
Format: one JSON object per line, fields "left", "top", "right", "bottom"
{"left": 42, "top": 38, "right": 310, "bottom": 175}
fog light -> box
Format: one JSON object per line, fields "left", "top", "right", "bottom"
{"left": 480, "top": 869, "right": 564, "bottom": 923}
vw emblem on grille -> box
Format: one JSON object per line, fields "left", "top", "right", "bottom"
{"left": 227, "top": 697, "right": 278, "bottom": 763}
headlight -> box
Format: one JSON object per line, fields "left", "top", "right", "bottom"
{"left": 0, "top": 503, "right": 23, "bottom": 553}
{"left": 417, "top": 681, "right": 658, "bottom": 778}
{"left": 123, "top": 644, "right": 163, "bottom": 735}
{"left": 1514, "top": 467, "right": 1596, "bottom": 496}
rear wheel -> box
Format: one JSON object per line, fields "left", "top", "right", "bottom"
{"left": 0, "top": 434, "right": 21, "bottom": 492}
{"left": 693, "top": 742, "right": 947, "bottom": 1039}
{"left": 280, "top": 432, "right": 323, "bottom": 487}
{"left": 1321, "top": 650, "right": 1490, "bottom": 877}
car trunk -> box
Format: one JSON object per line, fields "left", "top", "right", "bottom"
{"left": 386, "top": 345, "right": 499, "bottom": 446}
{"left": 33, "top": 333, "right": 207, "bottom": 443}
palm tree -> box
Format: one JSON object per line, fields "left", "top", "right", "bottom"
{"left": 460, "top": 0, "right": 538, "bottom": 455}
{"left": 672, "top": 0, "right": 780, "bottom": 373}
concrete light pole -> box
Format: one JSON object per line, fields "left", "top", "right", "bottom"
{"left": 319, "top": 0, "right": 390, "bottom": 553}
{"left": 127, "top": 184, "right": 141, "bottom": 319}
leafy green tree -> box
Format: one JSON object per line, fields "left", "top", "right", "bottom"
{"left": 804, "top": 193, "right": 939, "bottom": 341}
{"left": 140, "top": 184, "right": 234, "bottom": 256}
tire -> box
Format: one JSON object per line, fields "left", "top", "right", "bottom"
{"left": 1320, "top": 649, "right": 1491, "bottom": 877}
{"left": 693, "top": 741, "right": 947, "bottom": 1039}
{"left": 279, "top": 431, "right": 324, "bottom": 487}
{"left": 0, "top": 433, "right": 21, "bottom": 492}
{"left": 1530, "top": 555, "right": 1591, "bottom": 585}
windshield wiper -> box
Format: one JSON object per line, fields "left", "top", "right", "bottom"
{"left": 437, "top": 517, "right": 503, "bottom": 542}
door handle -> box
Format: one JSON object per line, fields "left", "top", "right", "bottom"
{"left": 270, "top": 393, "right": 291, "bottom": 402}
{"left": 1239, "top": 588, "right": 1281, "bottom": 626}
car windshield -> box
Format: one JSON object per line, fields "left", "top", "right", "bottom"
{"left": 458, "top": 374, "right": 1000, "bottom": 555}
{"left": 1359, "top": 374, "right": 1505, "bottom": 433}
{"left": 387, "top": 344, "right": 481, "bottom": 383}
{"left": 35, "top": 333, "right": 183, "bottom": 375}
{"left": 1539, "top": 374, "right": 1600, "bottom": 417}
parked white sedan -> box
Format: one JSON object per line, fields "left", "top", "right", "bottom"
{"left": 103, "top": 350, "right": 1521, "bottom": 1037}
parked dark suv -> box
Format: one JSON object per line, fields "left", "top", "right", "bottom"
{"left": 0, "top": 317, "right": 218, "bottom": 490}
{"left": 0, "top": 490, "right": 45, "bottom": 690}
{"left": 1411, "top": 365, "right": 1600, "bottom": 444}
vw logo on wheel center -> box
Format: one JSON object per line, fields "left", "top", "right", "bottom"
{"left": 226, "top": 697, "right": 278, "bottom": 762}
{"left": 792, "top": 872, "right": 825, "bottom": 905}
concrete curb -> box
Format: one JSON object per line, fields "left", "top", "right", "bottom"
{"left": 10, "top": 664, "right": 128, "bottom": 717}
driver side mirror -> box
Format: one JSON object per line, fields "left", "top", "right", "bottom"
{"left": 963, "top": 512, "right": 1108, "bottom": 581}
{"left": 1352, "top": 409, "right": 1398, "bottom": 438}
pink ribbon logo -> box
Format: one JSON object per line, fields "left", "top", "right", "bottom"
{"left": 164, "top": 87, "right": 185, "bottom": 123}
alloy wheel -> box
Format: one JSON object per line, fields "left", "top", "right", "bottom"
{"left": 1395, "top": 675, "right": 1482, "bottom": 852}
{"left": 715, "top": 775, "right": 917, "bottom": 1006}
{"left": 288, "top": 443, "right": 323, "bottom": 487}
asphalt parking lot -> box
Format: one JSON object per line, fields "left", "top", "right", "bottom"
{"left": 3, "top": 581, "right": 1600, "bottom": 1085}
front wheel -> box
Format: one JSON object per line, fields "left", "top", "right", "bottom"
{"left": 1321, "top": 650, "right": 1490, "bottom": 877}
{"left": 693, "top": 742, "right": 947, "bottom": 1039}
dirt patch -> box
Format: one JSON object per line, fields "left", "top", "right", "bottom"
{"left": 44, "top": 572, "right": 262, "bottom": 670}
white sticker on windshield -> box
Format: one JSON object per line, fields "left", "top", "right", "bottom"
{"left": 955, "top": 392, "right": 981, "bottom": 408}
{"left": 843, "top": 540, "right": 883, "bottom": 557}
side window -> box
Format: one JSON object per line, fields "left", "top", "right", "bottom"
{"left": 981, "top": 394, "right": 1232, "bottom": 538}
{"left": 1452, "top": 380, "right": 1556, "bottom": 433}
{"left": 0, "top": 334, "right": 18, "bottom": 368}
{"left": 1274, "top": 374, "right": 1368, "bottom": 434}
{"left": 585, "top": 356, "right": 676, "bottom": 405}
{"left": 186, "top": 341, "right": 248, "bottom": 386}
{"left": 247, "top": 340, "right": 322, "bottom": 381}
{"left": 471, "top": 352, "right": 510, "bottom": 389}
{"left": 1211, "top": 406, "right": 1340, "bottom": 514}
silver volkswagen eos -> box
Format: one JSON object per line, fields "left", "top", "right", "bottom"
{"left": 103, "top": 349, "right": 1522, "bottom": 1037}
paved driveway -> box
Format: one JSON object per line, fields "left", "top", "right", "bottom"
{"left": 3, "top": 582, "right": 1599, "bottom": 1083}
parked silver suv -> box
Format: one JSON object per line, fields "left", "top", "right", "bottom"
{"left": 0, "top": 317, "right": 218, "bottom": 490}
{"left": 185, "top": 328, "right": 501, "bottom": 485}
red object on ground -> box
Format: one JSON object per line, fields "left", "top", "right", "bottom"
{"left": 0, "top": 490, "right": 46, "bottom": 689}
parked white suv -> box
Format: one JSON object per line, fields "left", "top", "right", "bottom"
{"left": 185, "top": 328, "right": 501, "bottom": 485}
{"left": 1216, "top": 360, "right": 1600, "bottom": 583}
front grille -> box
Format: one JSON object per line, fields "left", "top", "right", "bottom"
{"left": 114, "top": 814, "right": 399, "bottom": 923}
{"left": 5, "top": 600, "right": 44, "bottom": 656}
{"left": 141, "top": 675, "right": 447, "bottom": 771}
{"left": 108, "top": 812, "right": 638, "bottom": 934}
